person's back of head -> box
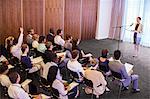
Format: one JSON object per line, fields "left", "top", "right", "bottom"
{"left": 32, "top": 34, "right": 39, "bottom": 41}
{"left": 114, "top": 50, "right": 121, "bottom": 60}
{"left": 0, "top": 64, "right": 8, "bottom": 74}
{"left": 21, "top": 44, "right": 29, "bottom": 54}
{"left": 38, "top": 36, "right": 45, "bottom": 43}
{"left": 71, "top": 50, "right": 79, "bottom": 59}
{"left": 65, "top": 35, "right": 72, "bottom": 41}
{"left": 57, "top": 29, "right": 62, "bottom": 35}
{"left": 8, "top": 71, "right": 19, "bottom": 84}
{"left": 45, "top": 41, "right": 53, "bottom": 49}
{"left": 101, "top": 49, "right": 108, "bottom": 58}
{"left": 49, "top": 28, "right": 54, "bottom": 34}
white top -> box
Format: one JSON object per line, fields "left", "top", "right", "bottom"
{"left": 0, "top": 74, "right": 11, "bottom": 88}
{"left": 54, "top": 35, "right": 65, "bottom": 46}
{"left": 37, "top": 43, "right": 47, "bottom": 53}
{"left": 11, "top": 33, "right": 23, "bottom": 60}
{"left": 42, "top": 62, "right": 62, "bottom": 80}
{"left": 8, "top": 84, "right": 31, "bottom": 99}
{"left": 32, "top": 40, "right": 39, "bottom": 48}
{"left": 0, "top": 55, "right": 7, "bottom": 62}
{"left": 52, "top": 79, "right": 68, "bottom": 99}
{"left": 67, "top": 60, "right": 85, "bottom": 77}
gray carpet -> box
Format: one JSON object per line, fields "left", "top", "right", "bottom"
{"left": 77, "top": 39, "right": 150, "bottom": 99}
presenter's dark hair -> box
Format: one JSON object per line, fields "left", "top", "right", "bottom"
{"left": 137, "top": 17, "right": 141, "bottom": 20}
{"left": 57, "top": 29, "right": 62, "bottom": 35}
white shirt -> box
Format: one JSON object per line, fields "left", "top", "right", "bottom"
{"left": 67, "top": 60, "right": 85, "bottom": 77}
{"left": 42, "top": 62, "right": 62, "bottom": 80}
{"left": 8, "top": 84, "right": 31, "bottom": 99}
{"left": 54, "top": 35, "right": 65, "bottom": 46}
{"left": 11, "top": 33, "right": 23, "bottom": 60}
{"left": 37, "top": 43, "right": 47, "bottom": 53}
{"left": 32, "top": 40, "right": 39, "bottom": 48}
{"left": 0, "top": 74, "right": 11, "bottom": 88}
{"left": 52, "top": 79, "right": 68, "bottom": 99}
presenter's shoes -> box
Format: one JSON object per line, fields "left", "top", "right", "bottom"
{"left": 132, "top": 88, "right": 140, "bottom": 93}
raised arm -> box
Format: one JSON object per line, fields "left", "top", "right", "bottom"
{"left": 16, "top": 27, "right": 24, "bottom": 47}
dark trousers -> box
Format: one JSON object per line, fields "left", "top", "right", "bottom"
{"left": 133, "top": 32, "right": 137, "bottom": 44}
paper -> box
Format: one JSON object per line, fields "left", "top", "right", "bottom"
{"left": 124, "top": 63, "right": 134, "bottom": 75}
{"left": 68, "top": 82, "right": 79, "bottom": 91}
{"left": 108, "top": 57, "right": 114, "bottom": 61}
{"left": 83, "top": 53, "right": 92, "bottom": 57}
{"left": 56, "top": 52, "right": 66, "bottom": 61}
{"left": 21, "top": 79, "right": 32, "bottom": 88}
{"left": 31, "top": 56, "right": 43, "bottom": 64}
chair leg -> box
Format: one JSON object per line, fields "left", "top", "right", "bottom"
{"left": 118, "top": 83, "right": 122, "bottom": 99}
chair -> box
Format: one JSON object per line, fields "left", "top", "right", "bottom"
{"left": 83, "top": 78, "right": 94, "bottom": 99}
{"left": 111, "top": 71, "right": 123, "bottom": 99}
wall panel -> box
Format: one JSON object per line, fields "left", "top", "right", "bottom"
{"left": 0, "top": 0, "right": 2, "bottom": 44}
{"left": 81, "top": 0, "right": 97, "bottom": 40}
{"left": 1, "top": 0, "right": 22, "bottom": 43}
{"left": 23, "top": 0, "right": 44, "bottom": 36}
{"left": 64, "top": 0, "right": 82, "bottom": 39}
{"left": 45, "top": 0, "right": 64, "bottom": 35}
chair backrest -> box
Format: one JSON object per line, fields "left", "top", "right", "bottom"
{"left": 84, "top": 78, "right": 93, "bottom": 88}
{"left": 111, "top": 70, "right": 122, "bottom": 79}
{"left": 51, "top": 87, "right": 59, "bottom": 99}
{"left": 68, "top": 69, "right": 79, "bottom": 79}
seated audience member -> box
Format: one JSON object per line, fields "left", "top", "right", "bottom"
{"left": 21, "top": 44, "right": 41, "bottom": 72}
{"left": 8, "top": 71, "right": 31, "bottom": 99}
{"left": 32, "top": 34, "right": 39, "bottom": 49}
{"left": 67, "top": 50, "right": 85, "bottom": 79}
{"left": 37, "top": 36, "right": 47, "bottom": 53}
{"left": 54, "top": 29, "right": 65, "bottom": 47}
{"left": 10, "top": 27, "right": 24, "bottom": 60}
{"left": 47, "top": 66, "right": 78, "bottom": 99}
{"left": 44, "top": 42, "right": 57, "bottom": 63}
{"left": 99, "top": 49, "right": 111, "bottom": 75}
{"left": 4, "top": 36, "right": 14, "bottom": 58}
{"left": 26, "top": 28, "right": 35, "bottom": 48}
{"left": 72, "top": 39, "right": 83, "bottom": 59}
{"left": 109, "top": 50, "right": 140, "bottom": 92}
{"left": 84, "top": 69, "right": 109, "bottom": 98}
{"left": 64, "top": 35, "right": 72, "bottom": 59}
{"left": 0, "top": 65, "right": 11, "bottom": 88}
{"left": 47, "top": 28, "right": 55, "bottom": 45}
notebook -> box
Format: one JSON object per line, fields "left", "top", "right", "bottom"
{"left": 21, "top": 79, "right": 32, "bottom": 88}
{"left": 31, "top": 56, "right": 43, "bottom": 64}
{"left": 124, "top": 63, "right": 134, "bottom": 75}
{"left": 68, "top": 82, "right": 79, "bottom": 91}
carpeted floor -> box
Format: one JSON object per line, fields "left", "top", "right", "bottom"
{"left": 77, "top": 39, "right": 150, "bottom": 99}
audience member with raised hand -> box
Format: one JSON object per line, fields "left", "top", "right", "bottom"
{"left": 98, "top": 49, "right": 111, "bottom": 76}
{"left": 32, "top": 34, "right": 39, "bottom": 49}
{"left": 109, "top": 50, "right": 140, "bottom": 93}
{"left": 10, "top": 27, "right": 24, "bottom": 60}
{"left": 54, "top": 29, "right": 65, "bottom": 49}
{"left": 26, "top": 28, "right": 35, "bottom": 48}
{"left": 37, "top": 36, "right": 47, "bottom": 53}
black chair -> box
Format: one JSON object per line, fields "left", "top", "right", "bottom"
{"left": 111, "top": 70, "right": 123, "bottom": 99}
